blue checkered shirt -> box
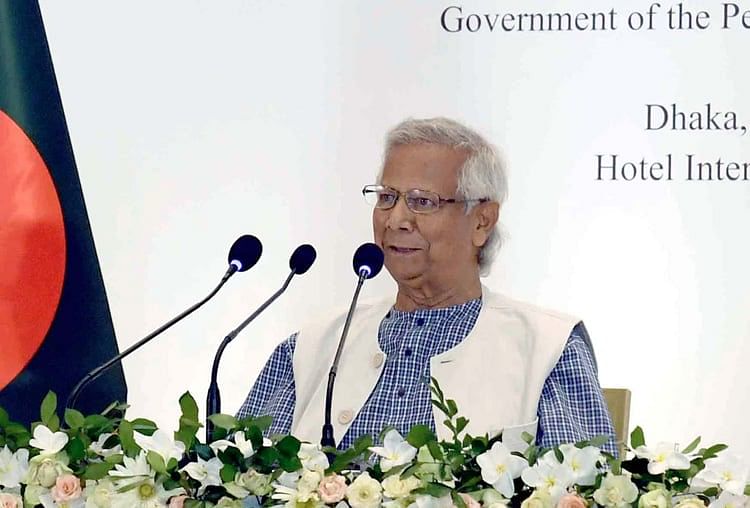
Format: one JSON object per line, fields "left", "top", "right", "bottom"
{"left": 237, "top": 298, "right": 616, "bottom": 455}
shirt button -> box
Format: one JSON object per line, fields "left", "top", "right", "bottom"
{"left": 372, "top": 352, "right": 385, "bottom": 368}
{"left": 338, "top": 409, "right": 354, "bottom": 424}
{"left": 415, "top": 318, "right": 425, "bottom": 326}
{"left": 404, "top": 348, "right": 413, "bottom": 357}
{"left": 397, "top": 388, "right": 406, "bottom": 397}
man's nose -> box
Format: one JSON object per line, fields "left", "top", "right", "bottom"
{"left": 385, "top": 196, "right": 415, "bottom": 231}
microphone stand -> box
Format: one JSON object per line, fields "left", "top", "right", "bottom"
{"left": 65, "top": 266, "right": 238, "bottom": 411}
{"left": 320, "top": 271, "right": 367, "bottom": 449}
{"left": 206, "top": 270, "right": 296, "bottom": 442}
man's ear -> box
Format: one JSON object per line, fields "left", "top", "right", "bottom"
{"left": 472, "top": 201, "right": 500, "bottom": 248}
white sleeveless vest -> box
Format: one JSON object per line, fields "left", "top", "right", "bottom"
{"left": 290, "top": 286, "right": 579, "bottom": 450}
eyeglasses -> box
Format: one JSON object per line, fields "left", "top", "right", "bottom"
{"left": 362, "top": 184, "right": 489, "bottom": 214}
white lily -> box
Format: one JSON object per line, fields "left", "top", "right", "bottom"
{"left": 208, "top": 431, "right": 269, "bottom": 458}
{"left": 708, "top": 490, "right": 749, "bottom": 508}
{"left": 108, "top": 452, "right": 154, "bottom": 487}
{"left": 181, "top": 456, "right": 223, "bottom": 493}
{"left": 88, "top": 433, "right": 122, "bottom": 458}
{"left": 133, "top": 429, "right": 185, "bottom": 463}
{"left": 542, "top": 444, "right": 601, "bottom": 486}
{"left": 298, "top": 443, "right": 329, "bottom": 472}
{"left": 521, "top": 461, "right": 574, "bottom": 503}
{"left": 368, "top": 430, "right": 418, "bottom": 472}
{"left": 695, "top": 455, "right": 749, "bottom": 496}
{"left": 634, "top": 442, "right": 691, "bottom": 475}
{"left": 476, "top": 441, "right": 527, "bottom": 498}
{"left": 29, "top": 425, "right": 68, "bottom": 456}
{"left": 0, "top": 446, "right": 29, "bottom": 488}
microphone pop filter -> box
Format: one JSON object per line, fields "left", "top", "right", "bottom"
{"left": 290, "top": 244, "right": 317, "bottom": 274}
{"left": 352, "top": 243, "right": 384, "bottom": 280}
{"left": 228, "top": 235, "right": 263, "bottom": 272}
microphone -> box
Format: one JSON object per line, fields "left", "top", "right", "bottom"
{"left": 321, "top": 243, "right": 384, "bottom": 449}
{"left": 65, "top": 235, "right": 262, "bottom": 412}
{"left": 206, "top": 244, "right": 317, "bottom": 441}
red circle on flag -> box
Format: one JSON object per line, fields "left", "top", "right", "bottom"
{"left": 0, "top": 110, "right": 66, "bottom": 390}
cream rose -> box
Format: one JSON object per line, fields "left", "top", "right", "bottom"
{"left": 236, "top": 469, "right": 272, "bottom": 496}
{"left": 639, "top": 489, "right": 672, "bottom": 508}
{"left": 674, "top": 497, "right": 706, "bottom": 508}
{"left": 381, "top": 475, "right": 421, "bottom": 499}
{"left": 26, "top": 455, "right": 71, "bottom": 488}
{"left": 51, "top": 474, "right": 82, "bottom": 503}
{"left": 318, "top": 474, "right": 348, "bottom": 503}
{"left": 593, "top": 474, "right": 639, "bottom": 508}
{"left": 557, "top": 493, "right": 587, "bottom": 508}
{"left": 483, "top": 488, "right": 510, "bottom": 508}
{"left": 347, "top": 472, "right": 383, "bottom": 508}
{"left": 0, "top": 492, "right": 22, "bottom": 508}
{"left": 521, "top": 490, "right": 553, "bottom": 508}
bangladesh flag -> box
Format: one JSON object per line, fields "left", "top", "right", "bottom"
{"left": 0, "top": 1, "right": 127, "bottom": 423}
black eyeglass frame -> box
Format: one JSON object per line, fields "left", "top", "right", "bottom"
{"left": 362, "top": 184, "right": 490, "bottom": 214}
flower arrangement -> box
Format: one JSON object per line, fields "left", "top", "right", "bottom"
{"left": 0, "top": 379, "right": 747, "bottom": 508}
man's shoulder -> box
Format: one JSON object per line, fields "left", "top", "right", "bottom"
{"left": 295, "top": 297, "right": 393, "bottom": 339}
{"left": 481, "top": 287, "right": 581, "bottom": 330}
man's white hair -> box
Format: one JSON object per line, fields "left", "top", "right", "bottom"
{"left": 379, "top": 117, "right": 507, "bottom": 276}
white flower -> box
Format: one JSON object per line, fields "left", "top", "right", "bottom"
{"left": 180, "top": 456, "right": 223, "bottom": 493}
{"left": 133, "top": 430, "right": 185, "bottom": 464}
{"left": 593, "top": 473, "right": 639, "bottom": 508}
{"left": 409, "top": 494, "right": 454, "bottom": 508}
{"left": 482, "top": 489, "right": 510, "bottom": 508}
{"left": 83, "top": 478, "right": 117, "bottom": 508}
{"left": 272, "top": 478, "right": 323, "bottom": 508}
{"left": 694, "top": 455, "right": 749, "bottom": 496}
{"left": 638, "top": 488, "right": 671, "bottom": 508}
{"left": 346, "top": 472, "right": 382, "bottom": 508}
{"left": 298, "top": 443, "right": 329, "bottom": 472}
{"left": 109, "top": 478, "right": 183, "bottom": 508}
{"left": 551, "top": 444, "right": 601, "bottom": 486}
{"left": 26, "top": 454, "right": 71, "bottom": 488}
{"left": 0, "top": 446, "right": 29, "bottom": 488}
{"left": 381, "top": 474, "right": 421, "bottom": 499}
{"left": 521, "top": 462, "right": 574, "bottom": 503}
{"left": 708, "top": 491, "right": 748, "bottom": 508}
{"left": 369, "top": 430, "right": 418, "bottom": 473}
{"left": 520, "top": 489, "right": 553, "bottom": 508}
{"left": 38, "top": 491, "right": 85, "bottom": 508}
{"left": 476, "top": 442, "right": 527, "bottom": 498}
{"left": 635, "top": 442, "right": 691, "bottom": 475}
{"left": 108, "top": 452, "right": 154, "bottom": 487}
{"left": 208, "top": 431, "right": 269, "bottom": 459}
{"left": 29, "top": 426, "right": 69, "bottom": 456}
{"left": 88, "top": 434, "right": 122, "bottom": 459}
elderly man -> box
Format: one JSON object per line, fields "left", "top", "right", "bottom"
{"left": 238, "top": 117, "right": 616, "bottom": 455}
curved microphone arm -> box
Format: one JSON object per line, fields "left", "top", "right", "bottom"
{"left": 206, "top": 269, "right": 296, "bottom": 442}
{"left": 321, "top": 272, "right": 367, "bottom": 448}
{"left": 65, "top": 266, "right": 237, "bottom": 412}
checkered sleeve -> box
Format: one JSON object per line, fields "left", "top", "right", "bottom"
{"left": 536, "top": 323, "right": 618, "bottom": 456}
{"left": 235, "top": 333, "right": 297, "bottom": 436}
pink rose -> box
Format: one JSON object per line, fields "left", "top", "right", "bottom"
{"left": 169, "top": 495, "right": 189, "bottom": 508}
{"left": 0, "top": 493, "right": 21, "bottom": 508}
{"left": 459, "top": 493, "right": 481, "bottom": 508}
{"left": 51, "top": 474, "right": 82, "bottom": 503}
{"left": 557, "top": 493, "right": 587, "bottom": 508}
{"left": 318, "top": 474, "right": 348, "bottom": 503}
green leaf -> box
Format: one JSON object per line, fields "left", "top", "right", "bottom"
{"left": 83, "top": 414, "right": 112, "bottom": 432}
{"left": 554, "top": 447, "right": 564, "bottom": 463}
{"left": 64, "top": 408, "right": 85, "bottom": 430}
{"left": 118, "top": 420, "right": 139, "bottom": 457}
{"left": 279, "top": 455, "right": 302, "bottom": 472}
{"left": 104, "top": 453, "right": 123, "bottom": 464}
{"left": 147, "top": 450, "right": 167, "bottom": 474}
{"left": 682, "top": 436, "right": 701, "bottom": 454}
{"left": 587, "top": 435, "right": 611, "bottom": 448}
{"left": 247, "top": 425, "right": 264, "bottom": 451}
{"left": 420, "top": 482, "right": 452, "bottom": 498}
{"left": 455, "top": 417, "right": 469, "bottom": 435}
{"left": 276, "top": 436, "right": 301, "bottom": 457}
{"left": 430, "top": 377, "right": 445, "bottom": 400}
{"left": 47, "top": 414, "right": 60, "bottom": 432}
{"left": 446, "top": 399, "right": 458, "bottom": 417}
{"left": 744, "top": 485, "right": 750, "bottom": 496}
{"left": 407, "top": 425, "right": 435, "bottom": 448}
{"left": 40, "top": 391, "right": 57, "bottom": 425}
{"left": 207, "top": 413, "right": 238, "bottom": 431}
{"left": 82, "top": 461, "right": 114, "bottom": 480}
{"left": 220, "top": 463, "right": 237, "bottom": 483}
{"left": 521, "top": 431, "right": 535, "bottom": 445}
{"left": 427, "top": 441, "right": 444, "bottom": 461}
{"left": 451, "top": 491, "right": 467, "bottom": 508}
{"left": 131, "top": 418, "right": 158, "bottom": 435}
{"left": 703, "top": 487, "right": 719, "bottom": 497}
{"left": 702, "top": 444, "right": 728, "bottom": 458}
{"left": 331, "top": 449, "right": 359, "bottom": 473}
{"left": 179, "top": 392, "right": 199, "bottom": 422}
{"left": 256, "top": 447, "right": 280, "bottom": 468}
{"left": 630, "top": 426, "right": 645, "bottom": 449}
{"left": 66, "top": 437, "right": 86, "bottom": 462}
{"left": 0, "top": 406, "right": 9, "bottom": 427}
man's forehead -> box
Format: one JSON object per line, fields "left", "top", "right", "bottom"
{"left": 381, "top": 143, "right": 468, "bottom": 191}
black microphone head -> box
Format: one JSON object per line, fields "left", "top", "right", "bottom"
{"left": 290, "top": 244, "right": 316, "bottom": 274}
{"left": 228, "top": 235, "right": 263, "bottom": 272}
{"left": 352, "top": 243, "right": 384, "bottom": 280}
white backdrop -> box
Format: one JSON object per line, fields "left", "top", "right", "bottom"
{"left": 38, "top": 1, "right": 750, "bottom": 456}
